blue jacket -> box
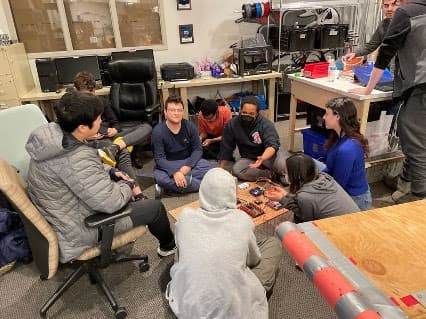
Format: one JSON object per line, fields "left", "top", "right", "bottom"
{"left": 323, "top": 136, "right": 368, "bottom": 196}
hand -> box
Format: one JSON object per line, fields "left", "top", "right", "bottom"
{"left": 202, "top": 139, "right": 213, "bottom": 147}
{"left": 173, "top": 171, "right": 187, "bottom": 188}
{"left": 114, "top": 171, "right": 134, "bottom": 183}
{"left": 87, "top": 133, "right": 104, "bottom": 140}
{"left": 349, "top": 87, "right": 372, "bottom": 95}
{"left": 265, "top": 187, "right": 287, "bottom": 202}
{"left": 249, "top": 156, "right": 264, "bottom": 169}
{"left": 107, "top": 128, "right": 118, "bottom": 137}
{"left": 343, "top": 52, "right": 356, "bottom": 62}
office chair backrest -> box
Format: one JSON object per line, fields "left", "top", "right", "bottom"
{"left": 0, "top": 104, "right": 48, "bottom": 179}
{"left": 0, "top": 159, "right": 59, "bottom": 279}
{"left": 108, "top": 59, "right": 158, "bottom": 122}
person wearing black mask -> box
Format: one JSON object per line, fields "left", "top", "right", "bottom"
{"left": 219, "top": 96, "right": 288, "bottom": 183}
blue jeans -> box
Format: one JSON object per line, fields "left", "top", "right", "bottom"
{"left": 351, "top": 189, "right": 372, "bottom": 211}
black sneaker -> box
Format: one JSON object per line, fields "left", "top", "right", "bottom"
{"left": 133, "top": 192, "right": 148, "bottom": 201}
{"left": 102, "top": 144, "right": 120, "bottom": 161}
{"left": 157, "top": 246, "right": 177, "bottom": 257}
{"left": 154, "top": 184, "right": 163, "bottom": 199}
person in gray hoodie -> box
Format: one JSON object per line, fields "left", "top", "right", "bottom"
{"left": 265, "top": 153, "right": 359, "bottom": 222}
{"left": 26, "top": 92, "right": 176, "bottom": 262}
{"left": 166, "top": 168, "right": 283, "bottom": 319}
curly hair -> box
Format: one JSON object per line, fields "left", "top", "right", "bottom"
{"left": 324, "top": 97, "right": 369, "bottom": 156}
{"left": 73, "top": 71, "right": 96, "bottom": 92}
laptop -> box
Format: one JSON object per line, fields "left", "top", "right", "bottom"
{"left": 352, "top": 65, "right": 394, "bottom": 92}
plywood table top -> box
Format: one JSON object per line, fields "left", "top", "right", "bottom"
{"left": 314, "top": 200, "right": 426, "bottom": 318}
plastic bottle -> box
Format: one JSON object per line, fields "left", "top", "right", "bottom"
{"left": 327, "top": 58, "right": 338, "bottom": 82}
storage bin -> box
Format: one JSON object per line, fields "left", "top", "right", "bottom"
{"left": 315, "top": 24, "right": 348, "bottom": 49}
{"left": 269, "top": 25, "right": 316, "bottom": 52}
{"left": 303, "top": 62, "right": 329, "bottom": 79}
{"left": 301, "top": 128, "right": 327, "bottom": 160}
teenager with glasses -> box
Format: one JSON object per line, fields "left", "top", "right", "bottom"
{"left": 320, "top": 97, "right": 372, "bottom": 210}
{"left": 265, "top": 153, "right": 359, "bottom": 222}
{"left": 151, "top": 96, "right": 216, "bottom": 198}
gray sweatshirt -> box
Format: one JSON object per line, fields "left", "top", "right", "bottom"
{"left": 280, "top": 173, "right": 360, "bottom": 223}
{"left": 166, "top": 168, "right": 268, "bottom": 319}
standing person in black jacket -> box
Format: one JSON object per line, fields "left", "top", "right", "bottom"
{"left": 344, "top": 0, "right": 400, "bottom": 64}
{"left": 219, "top": 96, "right": 288, "bottom": 183}
{"left": 350, "top": 0, "right": 426, "bottom": 201}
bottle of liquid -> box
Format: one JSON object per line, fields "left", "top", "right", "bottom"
{"left": 327, "top": 58, "right": 338, "bottom": 82}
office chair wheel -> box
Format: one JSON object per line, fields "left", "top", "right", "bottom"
{"left": 139, "top": 262, "right": 150, "bottom": 272}
{"left": 141, "top": 255, "right": 148, "bottom": 263}
{"left": 115, "top": 306, "right": 127, "bottom": 319}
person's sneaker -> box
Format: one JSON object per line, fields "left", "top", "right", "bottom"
{"left": 157, "top": 246, "right": 177, "bottom": 257}
{"left": 132, "top": 157, "right": 144, "bottom": 169}
{"left": 154, "top": 184, "right": 163, "bottom": 199}
{"left": 133, "top": 192, "right": 148, "bottom": 201}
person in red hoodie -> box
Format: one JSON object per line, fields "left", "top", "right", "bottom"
{"left": 198, "top": 99, "right": 232, "bottom": 160}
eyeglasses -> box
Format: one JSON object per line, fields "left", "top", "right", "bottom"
{"left": 167, "top": 108, "right": 184, "bottom": 113}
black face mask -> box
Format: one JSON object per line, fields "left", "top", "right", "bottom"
{"left": 240, "top": 114, "right": 255, "bottom": 126}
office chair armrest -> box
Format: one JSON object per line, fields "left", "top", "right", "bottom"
{"left": 85, "top": 206, "right": 132, "bottom": 228}
{"left": 144, "top": 103, "right": 161, "bottom": 114}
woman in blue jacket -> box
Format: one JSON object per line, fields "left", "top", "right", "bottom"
{"left": 322, "top": 97, "right": 372, "bottom": 210}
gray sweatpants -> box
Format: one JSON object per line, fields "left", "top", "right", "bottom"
{"left": 398, "top": 90, "right": 426, "bottom": 196}
{"left": 232, "top": 148, "right": 289, "bottom": 182}
{"left": 251, "top": 237, "right": 283, "bottom": 293}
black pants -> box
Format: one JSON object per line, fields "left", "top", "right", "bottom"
{"left": 128, "top": 199, "right": 175, "bottom": 250}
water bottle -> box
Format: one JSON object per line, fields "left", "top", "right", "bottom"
{"left": 327, "top": 58, "right": 338, "bottom": 82}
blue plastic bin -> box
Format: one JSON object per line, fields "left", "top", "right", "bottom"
{"left": 301, "top": 128, "right": 327, "bottom": 160}
{"left": 228, "top": 94, "right": 267, "bottom": 113}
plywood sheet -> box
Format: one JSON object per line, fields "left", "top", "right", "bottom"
{"left": 315, "top": 200, "right": 426, "bottom": 318}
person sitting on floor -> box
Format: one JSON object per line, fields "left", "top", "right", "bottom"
{"left": 74, "top": 71, "right": 152, "bottom": 169}
{"left": 219, "top": 96, "right": 288, "bottom": 183}
{"left": 198, "top": 99, "right": 232, "bottom": 160}
{"left": 151, "top": 95, "right": 216, "bottom": 197}
{"left": 265, "top": 153, "right": 359, "bottom": 223}
{"left": 321, "top": 97, "right": 372, "bottom": 211}
{"left": 26, "top": 92, "right": 176, "bottom": 262}
{"left": 166, "top": 168, "right": 283, "bottom": 319}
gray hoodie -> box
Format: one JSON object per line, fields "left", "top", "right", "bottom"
{"left": 280, "top": 173, "right": 359, "bottom": 222}
{"left": 166, "top": 168, "right": 268, "bottom": 319}
{"left": 26, "top": 122, "right": 132, "bottom": 262}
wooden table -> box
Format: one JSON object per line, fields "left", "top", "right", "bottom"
{"left": 20, "top": 87, "right": 110, "bottom": 120}
{"left": 287, "top": 74, "right": 393, "bottom": 151}
{"left": 300, "top": 200, "right": 426, "bottom": 319}
{"left": 169, "top": 182, "right": 292, "bottom": 226}
{"left": 160, "top": 72, "right": 282, "bottom": 121}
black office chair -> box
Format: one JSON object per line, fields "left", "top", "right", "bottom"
{"left": 108, "top": 59, "right": 161, "bottom": 126}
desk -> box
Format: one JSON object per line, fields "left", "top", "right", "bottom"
{"left": 160, "top": 72, "right": 282, "bottom": 121}
{"left": 20, "top": 87, "right": 111, "bottom": 120}
{"left": 287, "top": 75, "right": 393, "bottom": 151}
{"left": 169, "top": 182, "right": 292, "bottom": 226}
{"left": 288, "top": 200, "right": 426, "bottom": 319}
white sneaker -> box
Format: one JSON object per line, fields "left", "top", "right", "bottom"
{"left": 154, "top": 184, "right": 163, "bottom": 199}
{"left": 157, "top": 246, "right": 177, "bottom": 257}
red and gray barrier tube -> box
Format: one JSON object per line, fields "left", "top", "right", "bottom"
{"left": 276, "top": 222, "right": 382, "bottom": 319}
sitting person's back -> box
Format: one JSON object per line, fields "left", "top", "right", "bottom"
{"left": 167, "top": 168, "right": 281, "bottom": 319}
{"left": 265, "top": 153, "right": 359, "bottom": 223}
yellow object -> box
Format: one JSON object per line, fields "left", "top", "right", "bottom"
{"left": 98, "top": 149, "right": 116, "bottom": 167}
{"left": 113, "top": 136, "right": 133, "bottom": 153}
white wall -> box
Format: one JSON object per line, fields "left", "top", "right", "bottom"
{"left": 0, "top": 0, "right": 259, "bottom": 98}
